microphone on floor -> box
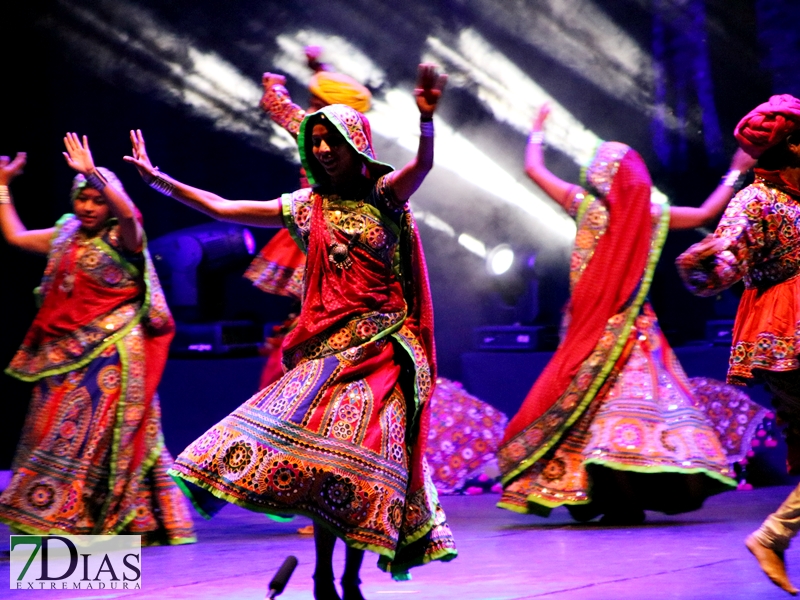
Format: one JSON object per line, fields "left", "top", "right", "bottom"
{"left": 266, "top": 555, "right": 298, "bottom": 599}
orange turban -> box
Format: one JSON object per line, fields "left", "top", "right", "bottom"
{"left": 735, "top": 94, "right": 800, "bottom": 158}
{"left": 308, "top": 71, "right": 371, "bottom": 113}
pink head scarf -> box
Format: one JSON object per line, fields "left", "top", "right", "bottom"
{"left": 735, "top": 94, "right": 800, "bottom": 158}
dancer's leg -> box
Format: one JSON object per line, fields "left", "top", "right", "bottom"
{"left": 313, "top": 527, "right": 341, "bottom": 600}
{"left": 341, "top": 545, "right": 366, "bottom": 600}
{"left": 747, "top": 482, "right": 800, "bottom": 595}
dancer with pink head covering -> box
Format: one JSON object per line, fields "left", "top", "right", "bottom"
{"left": 678, "top": 94, "right": 800, "bottom": 595}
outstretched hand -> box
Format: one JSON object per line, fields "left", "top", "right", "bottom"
{"left": 532, "top": 103, "right": 551, "bottom": 133}
{"left": 123, "top": 129, "right": 157, "bottom": 181}
{"left": 62, "top": 133, "right": 96, "bottom": 175}
{"left": 262, "top": 72, "right": 287, "bottom": 91}
{"left": 414, "top": 63, "right": 447, "bottom": 118}
{"left": 0, "top": 152, "right": 27, "bottom": 185}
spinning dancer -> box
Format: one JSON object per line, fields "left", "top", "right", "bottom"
{"left": 498, "top": 104, "right": 764, "bottom": 525}
{"left": 124, "top": 64, "right": 456, "bottom": 599}
{"left": 0, "top": 134, "right": 194, "bottom": 544}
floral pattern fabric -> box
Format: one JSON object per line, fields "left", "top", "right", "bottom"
{"left": 677, "top": 179, "right": 800, "bottom": 382}
{"left": 425, "top": 378, "right": 507, "bottom": 494}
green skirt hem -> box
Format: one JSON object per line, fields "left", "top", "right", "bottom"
{"left": 169, "top": 469, "right": 398, "bottom": 560}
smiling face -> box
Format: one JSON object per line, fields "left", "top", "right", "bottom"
{"left": 72, "top": 188, "right": 110, "bottom": 233}
{"left": 310, "top": 121, "right": 362, "bottom": 183}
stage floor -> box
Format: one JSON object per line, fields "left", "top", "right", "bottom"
{"left": 2, "top": 485, "right": 799, "bottom": 599}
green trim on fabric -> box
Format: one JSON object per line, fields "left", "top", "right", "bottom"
{"left": 5, "top": 230, "right": 156, "bottom": 384}
{"left": 267, "top": 514, "right": 296, "bottom": 523}
{"left": 495, "top": 500, "right": 556, "bottom": 516}
{"left": 583, "top": 457, "right": 737, "bottom": 488}
{"left": 92, "top": 237, "right": 141, "bottom": 279}
{"left": 281, "top": 192, "right": 307, "bottom": 253}
{"left": 377, "top": 545, "right": 458, "bottom": 577}
{"left": 574, "top": 192, "right": 596, "bottom": 225}
{"left": 501, "top": 203, "right": 671, "bottom": 486}
{"left": 169, "top": 469, "right": 399, "bottom": 560}
{"left": 297, "top": 107, "right": 394, "bottom": 187}
{"left": 170, "top": 474, "right": 215, "bottom": 520}
{"left": 95, "top": 337, "right": 166, "bottom": 535}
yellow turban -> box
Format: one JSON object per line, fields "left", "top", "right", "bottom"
{"left": 308, "top": 71, "right": 372, "bottom": 113}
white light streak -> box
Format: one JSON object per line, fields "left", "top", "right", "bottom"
{"left": 457, "top": 233, "right": 488, "bottom": 258}
{"left": 424, "top": 29, "right": 672, "bottom": 206}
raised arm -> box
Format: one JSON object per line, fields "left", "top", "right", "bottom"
{"left": 124, "top": 129, "right": 284, "bottom": 228}
{"left": 62, "top": 133, "right": 143, "bottom": 252}
{"left": 388, "top": 63, "right": 448, "bottom": 203}
{"left": 0, "top": 153, "right": 54, "bottom": 254}
{"left": 259, "top": 72, "right": 305, "bottom": 138}
{"left": 524, "top": 104, "right": 580, "bottom": 210}
{"left": 668, "top": 148, "right": 757, "bottom": 230}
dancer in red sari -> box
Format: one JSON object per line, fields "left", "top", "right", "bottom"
{"left": 0, "top": 135, "right": 194, "bottom": 544}
{"left": 498, "top": 105, "right": 764, "bottom": 524}
{"left": 124, "top": 64, "right": 456, "bottom": 599}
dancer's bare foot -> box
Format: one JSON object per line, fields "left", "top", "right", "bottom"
{"left": 746, "top": 533, "right": 799, "bottom": 595}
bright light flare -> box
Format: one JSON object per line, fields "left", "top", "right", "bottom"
{"left": 487, "top": 244, "right": 515, "bottom": 275}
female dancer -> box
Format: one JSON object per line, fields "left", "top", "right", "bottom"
{"left": 677, "top": 93, "right": 800, "bottom": 595}
{"left": 124, "top": 64, "right": 456, "bottom": 599}
{"left": 0, "top": 134, "right": 195, "bottom": 544}
{"left": 497, "top": 105, "right": 764, "bottom": 524}
{"left": 246, "top": 45, "right": 374, "bottom": 390}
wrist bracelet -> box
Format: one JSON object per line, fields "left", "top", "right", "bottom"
{"left": 528, "top": 131, "right": 545, "bottom": 145}
{"left": 721, "top": 169, "right": 746, "bottom": 190}
{"left": 146, "top": 170, "right": 176, "bottom": 197}
{"left": 85, "top": 169, "right": 108, "bottom": 191}
{"left": 0, "top": 185, "right": 11, "bottom": 205}
{"left": 420, "top": 119, "right": 434, "bottom": 138}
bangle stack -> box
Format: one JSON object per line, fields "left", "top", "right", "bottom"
{"left": 420, "top": 117, "right": 434, "bottom": 138}
{"left": 0, "top": 184, "right": 10, "bottom": 205}
{"left": 721, "top": 169, "right": 746, "bottom": 190}
{"left": 146, "top": 170, "right": 176, "bottom": 197}
{"left": 85, "top": 169, "right": 108, "bottom": 191}
{"left": 528, "top": 131, "right": 545, "bottom": 145}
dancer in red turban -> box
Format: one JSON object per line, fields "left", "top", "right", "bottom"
{"left": 678, "top": 93, "right": 800, "bottom": 595}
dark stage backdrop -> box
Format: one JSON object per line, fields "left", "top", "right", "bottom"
{"left": 0, "top": 0, "right": 795, "bottom": 467}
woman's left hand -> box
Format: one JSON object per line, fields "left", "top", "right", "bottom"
{"left": 62, "top": 133, "right": 96, "bottom": 174}
{"left": 123, "top": 129, "right": 158, "bottom": 181}
{"left": 414, "top": 63, "right": 448, "bottom": 118}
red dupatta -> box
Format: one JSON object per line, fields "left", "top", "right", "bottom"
{"left": 501, "top": 143, "right": 658, "bottom": 467}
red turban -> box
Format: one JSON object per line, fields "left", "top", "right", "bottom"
{"left": 735, "top": 94, "right": 800, "bottom": 158}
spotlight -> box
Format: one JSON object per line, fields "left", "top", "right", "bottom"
{"left": 486, "top": 244, "right": 515, "bottom": 276}
{"left": 149, "top": 223, "right": 256, "bottom": 314}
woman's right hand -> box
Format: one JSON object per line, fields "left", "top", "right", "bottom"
{"left": 0, "top": 152, "right": 27, "bottom": 185}
{"left": 123, "top": 129, "right": 157, "bottom": 181}
{"left": 262, "top": 72, "right": 287, "bottom": 91}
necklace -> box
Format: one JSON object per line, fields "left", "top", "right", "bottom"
{"left": 58, "top": 229, "right": 96, "bottom": 294}
{"left": 324, "top": 197, "right": 364, "bottom": 270}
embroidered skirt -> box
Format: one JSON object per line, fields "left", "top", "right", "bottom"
{"left": 170, "top": 337, "right": 456, "bottom": 575}
{"left": 0, "top": 325, "right": 195, "bottom": 544}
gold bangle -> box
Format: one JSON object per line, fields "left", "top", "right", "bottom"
{"left": 0, "top": 185, "right": 11, "bottom": 205}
